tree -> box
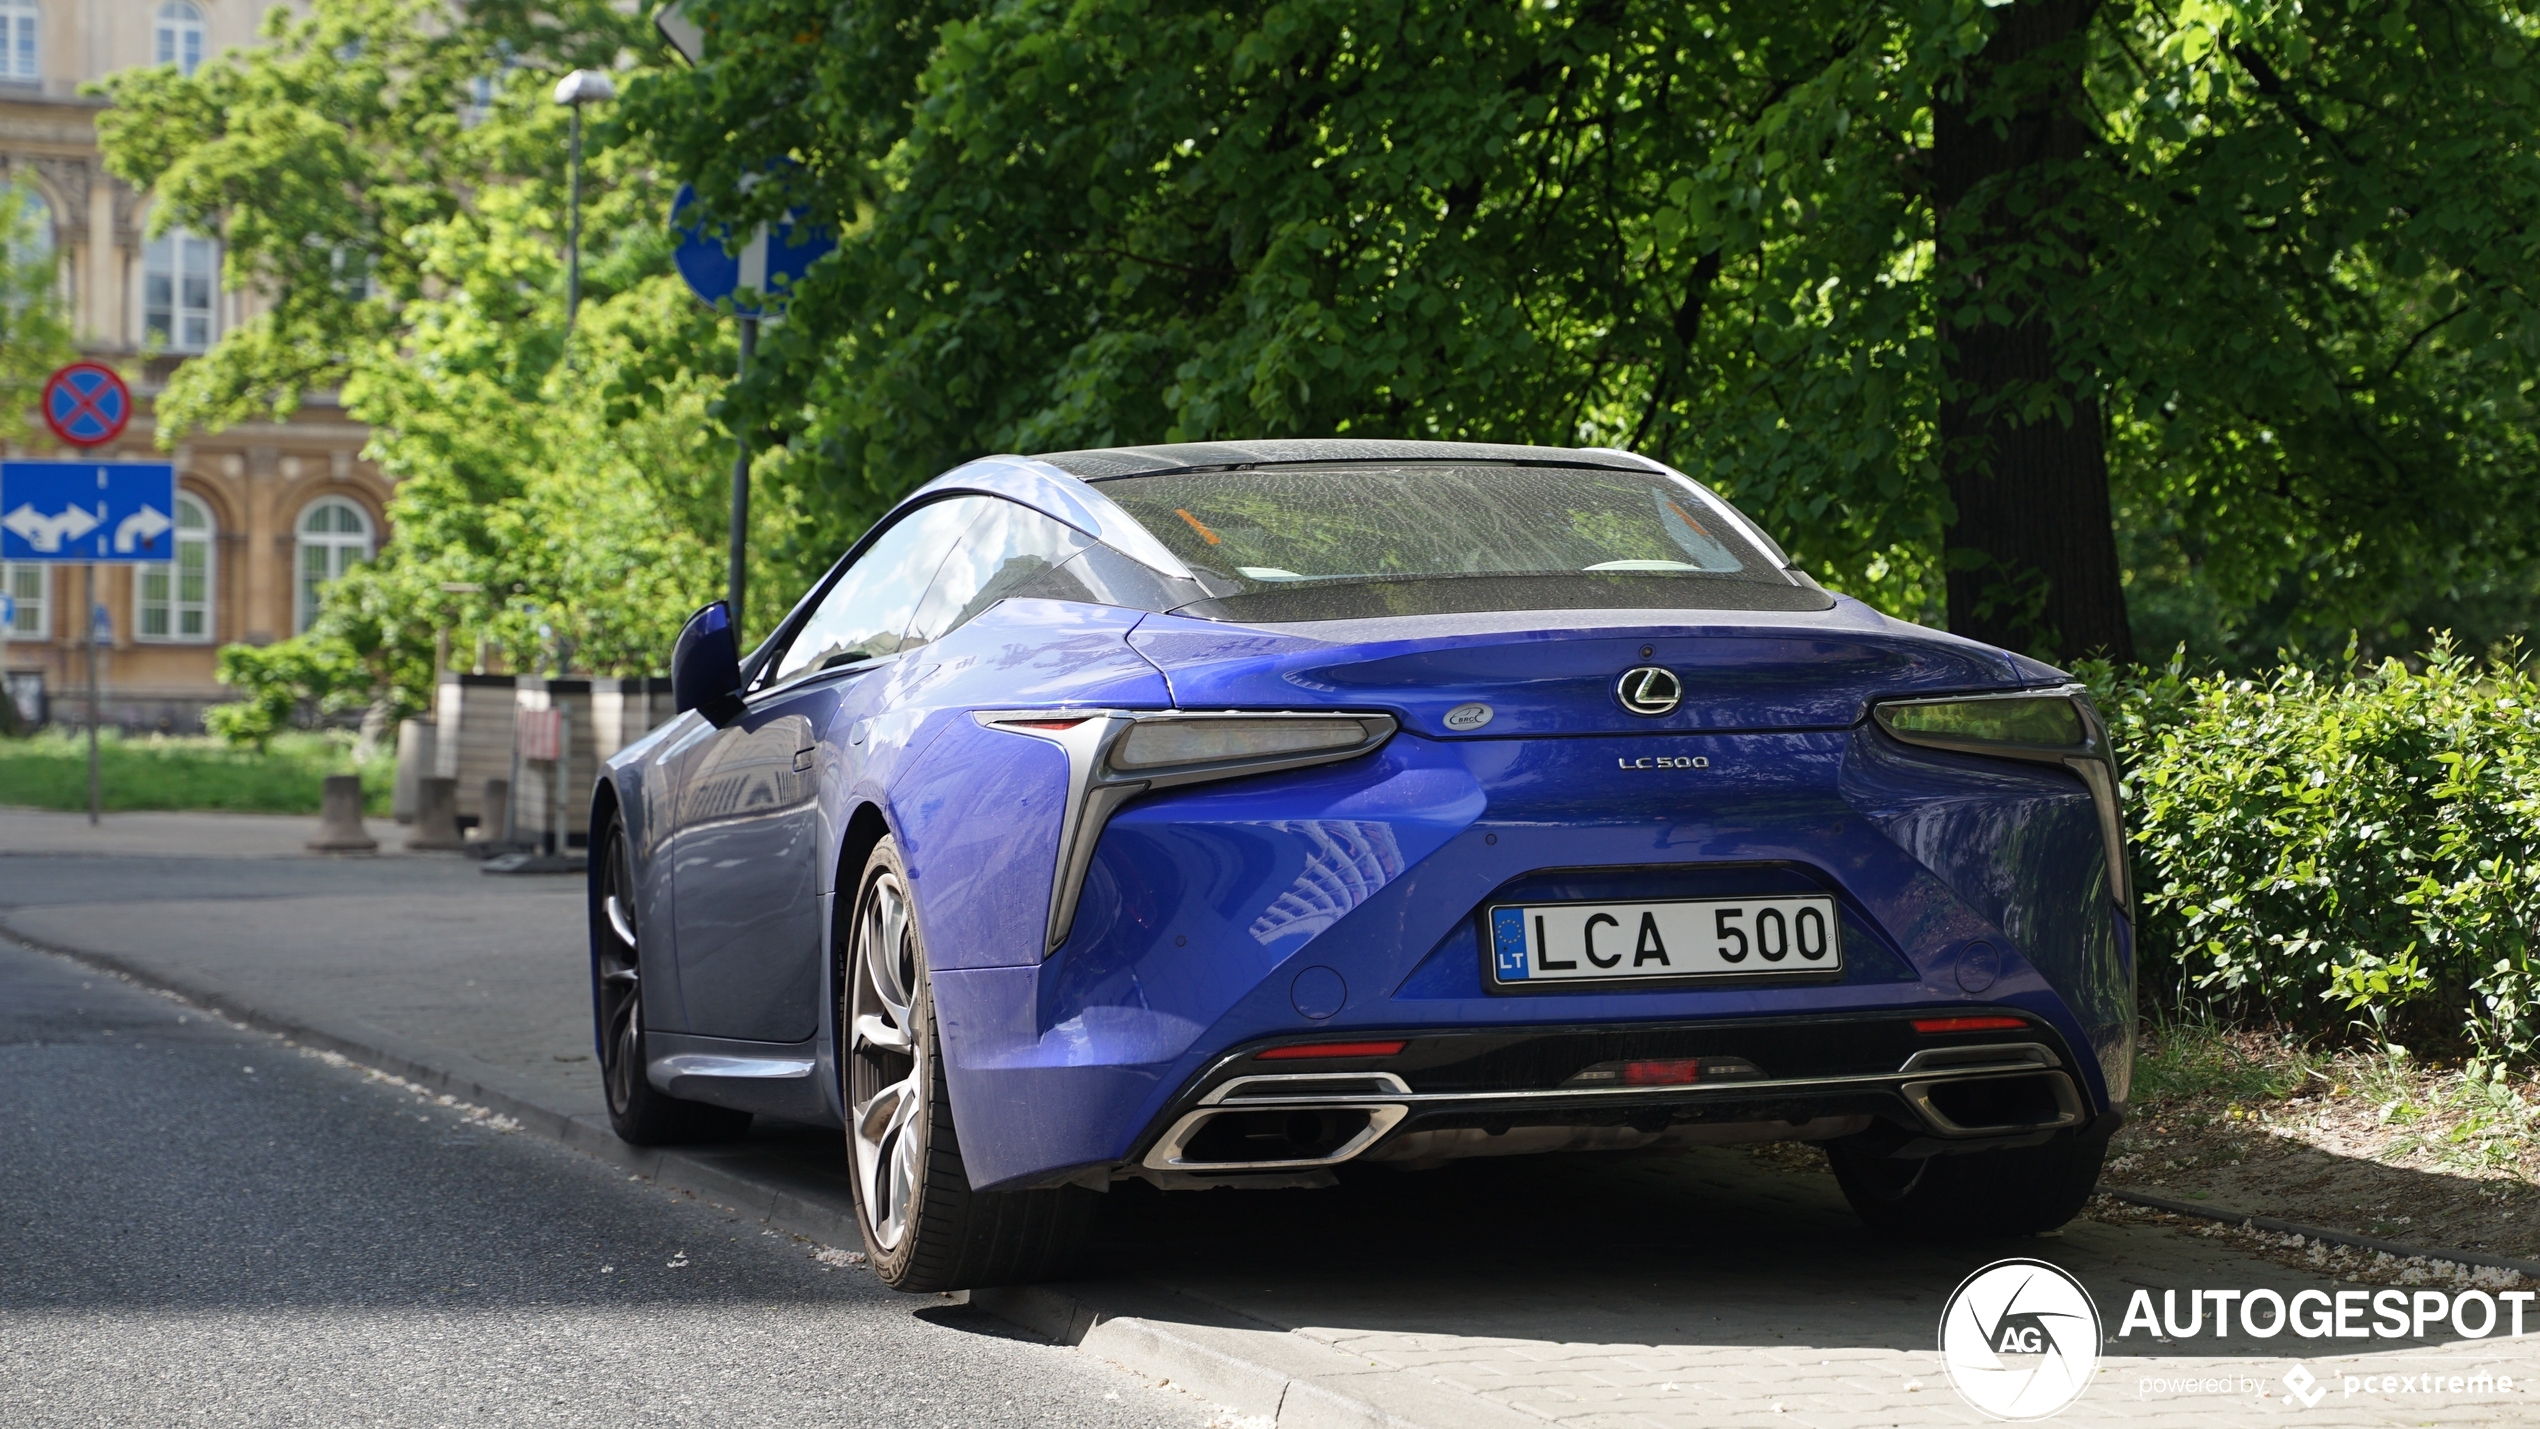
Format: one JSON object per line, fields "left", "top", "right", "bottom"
{"left": 94, "top": 0, "right": 751, "bottom": 733}
{"left": 0, "top": 182, "right": 80, "bottom": 445}
{"left": 630, "top": 0, "right": 2540, "bottom": 666}
{"left": 1931, "top": 1, "right": 2131, "bottom": 659}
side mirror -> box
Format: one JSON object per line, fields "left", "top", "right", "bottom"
{"left": 671, "top": 600, "right": 745, "bottom": 724}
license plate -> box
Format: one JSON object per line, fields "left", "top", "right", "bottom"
{"left": 1489, "top": 895, "right": 1843, "bottom": 985}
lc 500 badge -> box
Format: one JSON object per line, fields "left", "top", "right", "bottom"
{"left": 1618, "top": 755, "right": 1709, "bottom": 769}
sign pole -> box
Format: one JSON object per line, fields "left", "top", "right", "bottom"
{"left": 726, "top": 314, "right": 755, "bottom": 633}
{"left": 670, "top": 182, "right": 830, "bottom": 635}
{"left": 6, "top": 365, "right": 163, "bottom": 830}
{"left": 84, "top": 562, "right": 99, "bottom": 826}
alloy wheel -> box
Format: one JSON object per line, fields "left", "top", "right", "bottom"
{"left": 597, "top": 827, "right": 644, "bottom": 1117}
{"left": 847, "top": 869, "right": 923, "bottom": 1251}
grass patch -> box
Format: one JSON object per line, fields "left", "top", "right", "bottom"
{"left": 0, "top": 729, "right": 390, "bottom": 815}
{"left": 2132, "top": 1016, "right": 2320, "bottom": 1109}
{"left": 2123, "top": 1015, "right": 2540, "bottom": 1184}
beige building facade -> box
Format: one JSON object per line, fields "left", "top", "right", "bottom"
{"left": 0, "top": 0, "right": 389, "bottom": 730}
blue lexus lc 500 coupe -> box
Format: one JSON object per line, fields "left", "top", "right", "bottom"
{"left": 589, "top": 439, "right": 2133, "bottom": 1292}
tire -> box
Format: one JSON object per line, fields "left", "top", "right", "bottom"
{"left": 1829, "top": 1136, "right": 2106, "bottom": 1240}
{"left": 843, "top": 836, "right": 1098, "bottom": 1292}
{"left": 594, "top": 813, "right": 753, "bottom": 1146}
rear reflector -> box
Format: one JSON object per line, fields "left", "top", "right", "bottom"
{"left": 1256, "top": 1040, "right": 1407, "bottom": 1061}
{"left": 1621, "top": 1058, "right": 1702, "bottom": 1086}
{"left": 1913, "top": 1015, "right": 2030, "bottom": 1034}
{"left": 999, "top": 717, "right": 1091, "bottom": 731}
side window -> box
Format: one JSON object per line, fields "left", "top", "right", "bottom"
{"left": 904, "top": 499, "right": 1093, "bottom": 649}
{"left": 772, "top": 498, "right": 987, "bottom": 685}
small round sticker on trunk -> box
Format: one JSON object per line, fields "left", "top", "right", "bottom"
{"left": 1444, "top": 703, "right": 1494, "bottom": 731}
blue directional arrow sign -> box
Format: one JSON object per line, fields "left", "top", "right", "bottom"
{"left": 0, "top": 460, "right": 179, "bottom": 564}
{"left": 671, "top": 184, "right": 834, "bottom": 316}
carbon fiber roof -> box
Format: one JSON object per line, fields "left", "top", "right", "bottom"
{"left": 1028, "top": 438, "right": 1654, "bottom": 480}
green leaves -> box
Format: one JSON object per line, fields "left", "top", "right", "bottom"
{"left": 0, "top": 183, "right": 78, "bottom": 443}
{"left": 97, "top": 0, "right": 741, "bottom": 697}
{"left": 2096, "top": 639, "right": 2540, "bottom": 1060}
{"left": 102, "top": 0, "right": 2540, "bottom": 705}
{"left": 608, "top": 0, "right": 2540, "bottom": 656}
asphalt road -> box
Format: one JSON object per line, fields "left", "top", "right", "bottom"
{"left": 0, "top": 937, "right": 1206, "bottom": 1429}
{"left": 10, "top": 823, "right": 2536, "bottom": 1426}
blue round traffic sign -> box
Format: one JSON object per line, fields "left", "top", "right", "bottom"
{"left": 42, "top": 362, "right": 131, "bottom": 448}
{"left": 670, "top": 184, "right": 835, "bottom": 316}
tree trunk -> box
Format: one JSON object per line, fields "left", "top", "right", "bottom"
{"left": 1932, "top": 0, "right": 2135, "bottom": 664}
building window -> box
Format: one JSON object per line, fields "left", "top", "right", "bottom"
{"left": 4, "top": 561, "right": 45, "bottom": 637}
{"left": 155, "top": 1, "right": 205, "bottom": 76}
{"left": 4, "top": 185, "right": 51, "bottom": 309}
{"left": 135, "top": 493, "right": 214, "bottom": 642}
{"left": 296, "top": 496, "right": 371, "bottom": 633}
{"left": 334, "top": 245, "right": 370, "bottom": 301}
{"left": 5, "top": 185, "right": 50, "bottom": 267}
{"left": 0, "top": 0, "right": 36, "bottom": 82}
{"left": 144, "top": 226, "right": 217, "bottom": 351}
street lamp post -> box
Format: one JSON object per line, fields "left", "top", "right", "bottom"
{"left": 552, "top": 69, "right": 617, "bottom": 335}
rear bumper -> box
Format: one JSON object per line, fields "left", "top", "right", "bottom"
{"left": 1132, "top": 1013, "right": 2104, "bottom": 1184}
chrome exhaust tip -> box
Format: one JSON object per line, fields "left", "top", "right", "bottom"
{"left": 1140, "top": 1072, "right": 1411, "bottom": 1172}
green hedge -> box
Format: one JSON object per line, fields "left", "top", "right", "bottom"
{"left": 2083, "top": 641, "right": 2540, "bottom": 1060}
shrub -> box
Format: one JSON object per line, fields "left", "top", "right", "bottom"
{"left": 206, "top": 637, "right": 365, "bottom": 752}
{"left": 2083, "top": 640, "right": 2540, "bottom": 1061}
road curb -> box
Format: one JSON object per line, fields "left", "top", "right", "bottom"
{"left": 974, "top": 1282, "right": 1536, "bottom": 1429}
{"left": 2102, "top": 1187, "right": 2540, "bottom": 1281}
{"left": 5, "top": 920, "right": 1491, "bottom": 1427}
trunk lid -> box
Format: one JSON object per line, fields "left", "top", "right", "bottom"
{"left": 1127, "top": 600, "right": 2028, "bottom": 738}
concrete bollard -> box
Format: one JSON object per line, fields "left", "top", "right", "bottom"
{"left": 478, "top": 778, "right": 511, "bottom": 844}
{"left": 406, "top": 776, "right": 466, "bottom": 851}
{"left": 391, "top": 717, "right": 437, "bottom": 824}
{"left": 307, "top": 774, "right": 380, "bottom": 854}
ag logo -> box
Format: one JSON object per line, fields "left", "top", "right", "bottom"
{"left": 1615, "top": 666, "right": 1681, "bottom": 717}
{"left": 1938, "top": 1258, "right": 2101, "bottom": 1420}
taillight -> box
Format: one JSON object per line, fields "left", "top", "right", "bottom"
{"left": 1256, "top": 1040, "right": 1407, "bottom": 1061}
{"left": 1912, "top": 1015, "right": 2029, "bottom": 1034}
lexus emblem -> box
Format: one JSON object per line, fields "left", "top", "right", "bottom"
{"left": 1616, "top": 666, "right": 1681, "bottom": 717}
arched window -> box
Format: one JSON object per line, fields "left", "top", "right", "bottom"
{"left": 155, "top": 1, "right": 205, "bottom": 75}
{"left": 0, "top": 0, "right": 36, "bottom": 81}
{"left": 4, "top": 187, "right": 51, "bottom": 304}
{"left": 144, "top": 226, "right": 217, "bottom": 351}
{"left": 6, "top": 186, "right": 50, "bottom": 263}
{"left": 296, "top": 496, "right": 371, "bottom": 633}
{"left": 135, "top": 493, "right": 214, "bottom": 642}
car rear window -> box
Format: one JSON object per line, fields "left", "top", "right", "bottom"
{"left": 1096, "top": 463, "right": 1831, "bottom": 621}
